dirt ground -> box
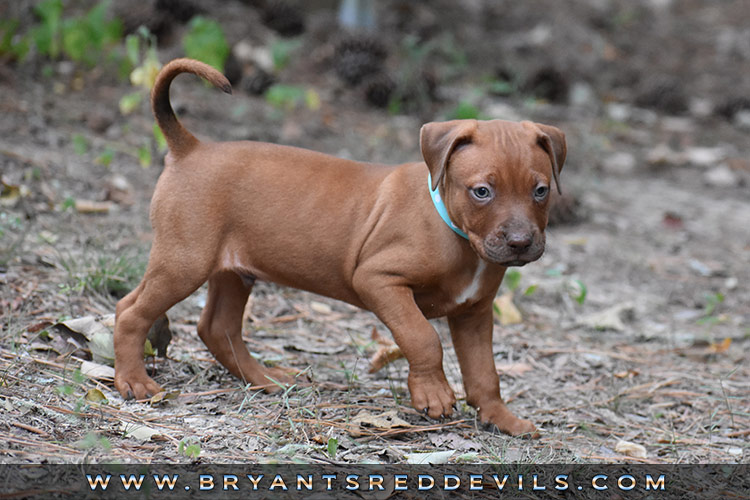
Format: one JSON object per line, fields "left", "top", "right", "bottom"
{"left": 1, "top": 0, "right": 748, "bottom": 465}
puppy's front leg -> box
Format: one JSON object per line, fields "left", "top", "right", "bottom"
{"left": 357, "top": 283, "right": 456, "bottom": 419}
{"left": 448, "top": 298, "right": 539, "bottom": 437}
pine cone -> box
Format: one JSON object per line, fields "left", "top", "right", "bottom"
{"left": 262, "top": 0, "right": 305, "bottom": 37}
{"left": 242, "top": 68, "right": 276, "bottom": 96}
{"left": 363, "top": 73, "right": 395, "bottom": 108}
{"left": 155, "top": 0, "right": 204, "bottom": 23}
{"left": 333, "top": 34, "right": 387, "bottom": 87}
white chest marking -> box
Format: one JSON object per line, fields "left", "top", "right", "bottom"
{"left": 455, "top": 261, "right": 486, "bottom": 305}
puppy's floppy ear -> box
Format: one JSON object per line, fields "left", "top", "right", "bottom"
{"left": 523, "top": 121, "right": 567, "bottom": 194}
{"left": 420, "top": 120, "right": 477, "bottom": 190}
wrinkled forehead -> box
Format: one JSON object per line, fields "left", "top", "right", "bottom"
{"left": 451, "top": 120, "right": 548, "bottom": 176}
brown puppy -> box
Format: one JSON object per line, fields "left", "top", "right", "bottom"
{"left": 114, "top": 58, "right": 566, "bottom": 437}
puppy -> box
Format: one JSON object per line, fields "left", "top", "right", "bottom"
{"left": 114, "top": 59, "right": 566, "bottom": 437}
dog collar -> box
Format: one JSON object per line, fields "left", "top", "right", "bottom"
{"left": 428, "top": 173, "right": 469, "bottom": 240}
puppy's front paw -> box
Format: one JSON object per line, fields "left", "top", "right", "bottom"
{"left": 479, "top": 401, "right": 539, "bottom": 438}
{"left": 115, "top": 370, "right": 162, "bottom": 400}
{"left": 408, "top": 371, "right": 456, "bottom": 420}
{"left": 259, "top": 365, "right": 301, "bottom": 393}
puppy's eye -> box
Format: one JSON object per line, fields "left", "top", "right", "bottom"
{"left": 472, "top": 186, "right": 491, "bottom": 200}
{"left": 534, "top": 185, "right": 549, "bottom": 201}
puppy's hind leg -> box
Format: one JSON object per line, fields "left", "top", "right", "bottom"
{"left": 114, "top": 252, "right": 211, "bottom": 400}
{"left": 198, "top": 271, "right": 296, "bottom": 392}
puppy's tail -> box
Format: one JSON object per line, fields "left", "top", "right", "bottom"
{"left": 151, "top": 58, "right": 232, "bottom": 158}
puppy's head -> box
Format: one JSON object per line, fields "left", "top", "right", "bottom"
{"left": 421, "top": 119, "right": 566, "bottom": 266}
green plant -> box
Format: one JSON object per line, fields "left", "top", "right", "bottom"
{"left": 59, "top": 250, "right": 145, "bottom": 300}
{"left": 503, "top": 269, "right": 522, "bottom": 291}
{"left": 30, "top": 0, "right": 122, "bottom": 66}
{"left": 448, "top": 100, "right": 483, "bottom": 120}
{"left": 326, "top": 437, "right": 338, "bottom": 460}
{"left": 178, "top": 438, "right": 201, "bottom": 459}
{"left": 270, "top": 38, "right": 302, "bottom": 72}
{"left": 698, "top": 292, "right": 725, "bottom": 324}
{"left": 265, "top": 84, "right": 320, "bottom": 112}
{"left": 183, "top": 16, "right": 229, "bottom": 72}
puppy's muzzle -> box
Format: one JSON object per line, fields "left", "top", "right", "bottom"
{"left": 483, "top": 225, "right": 545, "bottom": 267}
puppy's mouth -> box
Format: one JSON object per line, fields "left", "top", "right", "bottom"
{"left": 476, "top": 241, "right": 545, "bottom": 267}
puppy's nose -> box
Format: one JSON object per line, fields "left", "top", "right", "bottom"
{"left": 505, "top": 232, "right": 533, "bottom": 251}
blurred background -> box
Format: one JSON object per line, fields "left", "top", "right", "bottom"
{"left": 0, "top": 0, "right": 747, "bottom": 464}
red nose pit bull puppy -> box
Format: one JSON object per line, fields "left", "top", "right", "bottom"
{"left": 114, "top": 58, "right": 566, "bottom": 437}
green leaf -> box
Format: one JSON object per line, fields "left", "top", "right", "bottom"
{"left": 448, "top": 100, "right": 481, "bottom": 120}
{"left": 72, "top": 134, "right": 88, "bottom": 155}
{"left": 265, "top": 84, "right": 305, "bottom": 110}
{"left": 270, "top": 38, "right": 302, "bottom": 71}
{"left": 137, "top": 145, "right": 152, "bottom": 168}
{"left": 183, "top": 16, "right": 229, "bottom": 72}
{"left": 96, "top": 148, "right": 115, "bottom": 167}
{"left": 125, "top": 33, "right": 140, "bottom": 65}
{"left": 153, "top": 122, "right": 167, "bottom": 152}
{"left": 504, "top": 269, "right": 522, "bottom": 291}
{"left": 143, "top": 339, "right": 156, "bottom": 357}
{"left": 327, "top": 437, "right": 338, "bottom": 459}
{"left": 33, "top": 0, "right": 63, "bottom": 58}
{"left": 523, "top": 284, "right": 538, "bottom": 296}
{"left": 119, "top": 91, "right": 142, "bottom": 114}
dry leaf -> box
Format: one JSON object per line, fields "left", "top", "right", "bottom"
{"left": 81, "top": 360, "right": 115, "bottom": 380}
{"left": 310, "top": 301, "right": 332, "bottom": 314}
{"left": 578, "top": 302, "right": 635, "bottom": 332}
{"left": 496, "top": 361, "right": 533, "bottom": 377}
{"left": 149, "top": 390, "right": 180, "bottom": 406}
{"left": 615, "top": 440, "right": 647, "bottom": 459}
{"left": 493, "top": 291, "right": 522, "bottom": 325}
{"left": 405, "top": 450, "right": 454, "bottom": 464}
{"left": 368, "top": 328, "right": 403, "bottom": 373}
{"left": 349, "top": 410, "right": 412, "bottom": 436}
{"left": 74, "top": 199, "right": 113, "bottom": 214}
{"left": 709, "top": 337, "right": 731, "bottom": 354}
{"left": 120, "top": 421, "right": 160, "bottom": 441}
{"left": 85, "top": 388, "right": 108, "bottom": 404}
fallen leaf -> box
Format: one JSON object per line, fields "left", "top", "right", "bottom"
{"left": 493, "top": 291, "right": 522, "bottom": 325}
{"left": 405, "top": 450, "right": 454, "bottom": 464}
{"left": 80, "top": 360, "right": 115, "bottom": 380}
{"left": 368, "top": 328, "right": 404, "bottom": 372}
{"left": 74, "top": 199, "right": 113, "bottom": 214}
{"left": 120, "top": 421, "right": 160, "bottom": 441}
{"left": 310, "top": 301, "right": 332, "bottom": 314}
{"left": 496, "top": 362, "right": 533, "bottom": 377}
{"left": 149, "top": 390, "right": 180, "bottom": 406}
{"left": 615, "top": 440, "right": 647, "bottom": 459}
{"left": 349, "top": 410, "right": 412, "bottom": 436}
{"left": 709, "top": 337, "right": 732, "bottom": 354}
{"left": 613, "top": 369, "right": 639, "bottom": 379}
{"left": 146, "top": 315, "right": 172, "bottom": 357}
{"left": 578, "top": 302, "right": 635, "bottom": 332}
{"left": 85, "top": 388, "right": 108, "bottom": 404}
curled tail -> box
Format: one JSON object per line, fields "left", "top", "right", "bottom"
{"left": 151, "top": 58, "right": 232, "bottom": 158}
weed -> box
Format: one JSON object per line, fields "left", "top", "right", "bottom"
{"left": 26, "top": 0, "right": 122, "bottom": 66}
{"left": 183, "top": 16, "right": 229, "bottom": 72}
{"left": 327, "top": 437, "right": 339, "bottom": 460}
{"left": 178, "top": 438, "right": 201, "bottom": 459}
{"left": 76, "top": 432, "right": 112, "bottom": 451}
{"left": 270, "top": 38, "right": 302, "bottom": 72}
{"left": 504, "top": 269, "right": 522, "bottom": 292}
{"left": 58, "top": 249, "right": 145, "bottom": 300}
{"left": 265, "top": 84, "right": 320, "bottom": 112}
{"left": 448, "top": 100, "right": 483, "bottom": 120}
{"left": 698, "top": 292, "right": 725, "bottom": 325}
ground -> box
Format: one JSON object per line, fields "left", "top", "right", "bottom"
{"left": 0, "top": 0, "right": 748, "bottom": 465}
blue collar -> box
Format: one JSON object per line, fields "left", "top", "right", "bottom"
{"left": 428, "top": 173, "right": 469, "bottom": 240}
